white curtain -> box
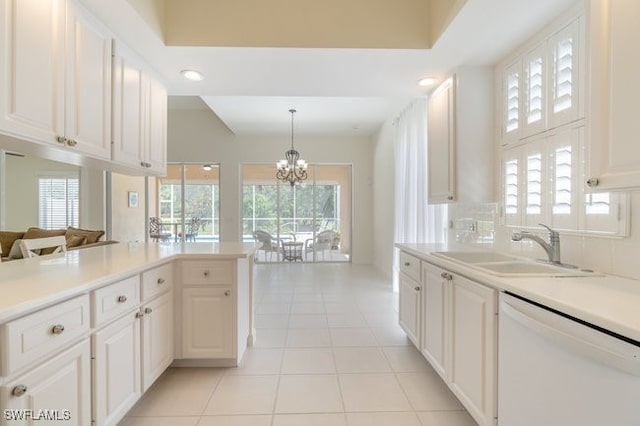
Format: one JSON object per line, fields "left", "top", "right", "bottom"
{"left": 392, "top": 98, "right": 447, "bottom": 290}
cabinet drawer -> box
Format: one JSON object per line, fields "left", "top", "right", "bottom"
{"left": 399, "top": 251, "right": 421, "bottom": 281}
{"left": 91, "top": 275, "right": 140, "bottom": 327}
{"left": 0, "top": 294, "right": 90, "bottom": 376}
{"left": 181, "top": 260, "right": 234, "bottom": 286}
{"left": 142, "top": 262, "right": 173, "bottom": 302}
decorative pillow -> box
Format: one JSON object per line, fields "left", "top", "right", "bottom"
{"left": 65, "top": 227, "right": 105, "bottom": 245}
{"left": 0, "top": 231, "right": 25, "bottom": 257}
{"left": 66, "top": 234, "right": 87, "bottom": 248}
{"left": 23, "top": 227, "right": 67, "bottom": 254}
{"left": 8, "top": 239, "right": 24, "bottom": 259}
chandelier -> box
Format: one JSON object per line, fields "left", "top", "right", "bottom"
{"left": 276, "top": 109, "right": 308, "bottom": 186}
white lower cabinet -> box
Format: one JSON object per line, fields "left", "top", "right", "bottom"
{"left": 181, "top": 287, "right": 233, "bottom": 359}
{"left": 399, "top": 273, "right": 421, "bottom": 347}
{"left": 407, "top": 257, "right": 497, "bottom": 426}
{"left": 0, "top": 339, "right": 91, "bottom": 426}
{"left": 141, "top": 290, "right": 173, "bottom": 391}
{"left": 449, "top": 274, "right": 497, "bottom": 426}
{"left": 421, "top": 264, "right": 448, "bottom": 379}
{"left": 92, "top": 312, "right": 141, "bottom": 426}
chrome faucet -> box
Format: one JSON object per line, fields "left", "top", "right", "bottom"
{"left": 511, "top": 223, "right": 561, "bottom": 264}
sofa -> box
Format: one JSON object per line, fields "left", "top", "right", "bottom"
{"left": 0, "top": 226, "right": 117, "bottom": 261}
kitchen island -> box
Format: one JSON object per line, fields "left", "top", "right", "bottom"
{"left": 0, "top": 242, "right": 257, "bottom": 426}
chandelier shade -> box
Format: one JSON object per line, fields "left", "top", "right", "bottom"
{"left": 276, "top": 109, "right": 307, "bottom": 186}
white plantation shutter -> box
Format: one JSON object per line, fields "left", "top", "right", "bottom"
{"left": 505, "top": 69, "right": 520, "bottom": 134}
{"left": 553, "top": 145, "right": 572, "bottom": 215}
{"left": 505, "top": 159, "right": 519, "bottom": 215}
{"left": 526, "top": 152, "right": 543, "bottom": 215}
{"left": 585, "top": 193, "right": 610, "bottom": 215}
{"left": 527, "top": 56, "right": 544, "bottom": 125}
{"left": 553, "top": 35, "right": 573, "bottom": 114}
{"left": 39, "top": 177, "right": 79, "bottom": 229}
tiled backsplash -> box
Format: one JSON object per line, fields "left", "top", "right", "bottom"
{"left": 447, "top": 193, "right": 640, "bottom": 281}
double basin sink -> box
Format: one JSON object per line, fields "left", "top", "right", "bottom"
{"left": 431, "top": 251, "right": 596, "bottom": 277}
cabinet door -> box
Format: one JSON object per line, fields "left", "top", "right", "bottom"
{"left": 0, "top": 339, "right": 91, "bottom": 426}
{"left": 0, "top": 0, "right": 65, "bottom": 145}
{"left": 421, "top": 264, "right": 448, "bottom": 379}
{"left": 142, "top": 291, "right": 174, "bottom": 392}
{"left": 112, "top": 41, "right": 144, "bottom": 168}
{"left": 144, "top": 76, "right": 167, "bottom": 175}
{"left": 427, "top": 76, "right": 456, "bottom": 203}
{"left": 398, "top": 273, "right": 421, "bottom": 348}
{"left": 449, "top": 275, "right": 496, "bottom": 426}
{"left": 182, "top": 287, "right": 234, "bottom": 359}
{"left": 92, "top": 312, "right": 141, "bottom": 426}
{"left": 64, "top": 0, "right": 111, "bottom": 159}
{"left": 587, "top": 0, "right": 640, "bottom": 190}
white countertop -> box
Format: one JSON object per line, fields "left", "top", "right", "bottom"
{"left": 0, "top": 242, "right": 257, "bottom": 323}
{"left": 396, "top": 243, "right": 640, "bottom": 342}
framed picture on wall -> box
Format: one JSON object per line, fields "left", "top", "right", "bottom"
{"left": 128, "top": 191, "right": 139, "bottom": 208}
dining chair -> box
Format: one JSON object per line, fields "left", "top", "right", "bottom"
{"left": 252, "top": 230, "right": 281, "bottom": 262}
{"left": 19, "top": 236, "right": 67, "bottom": 258}
{"left": 181, "top": 217, "right": 201, "bottom": 242}
{"left": 304, "top": 230, "right": 335, "bottom": 261}
{"left": 149, "top": 217, "right": 171, "bottom": 242}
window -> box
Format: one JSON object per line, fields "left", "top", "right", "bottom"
{"left": 38, "top": 176, "right": 79, "bottom": 229}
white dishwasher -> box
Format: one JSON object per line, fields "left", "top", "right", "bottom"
{"left": 498, "top": 292, "right": 640, "bottom": 426}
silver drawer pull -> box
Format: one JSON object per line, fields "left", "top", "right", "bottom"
{"left": 404, "top": 262, "right": 410, "bottom": 266}
{"left": 117, "top": 295, "right": 128, "bottom": 303}
{"left": 145, "top": 307, "right": 153, "bottom": 314}
{"left": 203, "top": 271, "right": 210, "bottom": 277}
{"left": 136, "top": 311, "right": 144, "bottom": 318}
{"left": 414, "top": 286, "right": 421, "bottom": 292}
{"left": 51, "top": 324, "right": 65, "bottom": 335}
{"left": 440, "top": 272, "right": 453, "bottom": 281}
{"left": 157, "top": 278, "right": 165, "bottom": 285}
{"left": 12, "top": 385, "right": 27, "bottom": 397}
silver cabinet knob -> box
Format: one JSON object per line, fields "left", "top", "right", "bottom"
{"left": 203, "top": 271, "right": 210, "bottom": 277}
{"left": 414, "top": 286, "right": 421, "bottom": 292}
{"left": 51, "top": 324, "right": 65, "bottom": 335}
{"left": 140, "top": 161, "right": 146, "bottom": 167}
{"left": 135, "top": 311, "right": 144, "bottom": 318}
{"left": 404, "top": 262, "right": 410, "bottom": 266}
{"left": 157, "top": 278, "right": 165, "bottom": 285}
{"left": 66, "top": 139, "right": 77, "bottom": 147}
{"left": 440, "top": 272, "right": 453, "bottom": 281}
{"left": 224, "top": 290, "right": 230, "bottom": 297}
{"left": 117, "top": 295, "right": 127, "bottom": 303}
{"left": 586, "top": 177, "right": 600, "bottom": 187}
{"left": 56, "top": 136, "right": 67, "bottom": 144}
{"left": 12, "top": 385, "right": 27, "bottom": 397}
{"left": 145, "top": 307, "right": 153, "bottom": 314}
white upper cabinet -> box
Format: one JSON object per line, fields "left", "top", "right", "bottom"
{"left": 586, "top": 0, "right": 640, "bottom": 190}
{"left": 112, "top": 40, "right": 167, "bottom": 175}
{"left": 428, "top": 67, "right": 494, "bottom": 204}
{"left": 0, "top": 0, "right": 111, "bottom": 159}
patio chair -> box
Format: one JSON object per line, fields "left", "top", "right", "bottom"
{"left": 252, "top": 230, "right": 281, "bottom": 262}
{"left": 180, "top": 217, "right": 201, "bottom": 242}
{"left": 19, "top": 236, "right": 67, "bottom": 258}
{"left": 149, "top": 217, "right": 171, "bottom": 242}
{"left": 304, "top": 230, "right": 335, "bottom": 261}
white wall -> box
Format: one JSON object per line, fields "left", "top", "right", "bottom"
{"left": 168, "top": 108, "right": 375, "bottom": 264}
{"left": 371, "top": 120, "right": 396, "bottom": 278}
{"left": 110, "top": 173, "right": 147, "bottom": 243}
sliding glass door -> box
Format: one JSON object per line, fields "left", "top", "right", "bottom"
{"left": 242, "top": 163, "right": 351, "bottom": 263}
{"left": 154, "top": 164, "right": 220, "bottom": 242}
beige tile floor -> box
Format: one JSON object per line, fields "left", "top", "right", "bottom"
{"left": 120, "top": 263, "right": 477, "bottom": 426}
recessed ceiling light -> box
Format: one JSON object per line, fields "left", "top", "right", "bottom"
{"left": 181, "top": 69, "right": 204, "bottom": 81}
{"left": 202, "top": 164, "right": 212, "bottom": 171}
{"left": 418, "top": 77, "right": 436, "bottom": 87}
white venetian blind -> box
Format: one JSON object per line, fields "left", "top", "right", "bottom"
{"left": 527, "top": 56, "right": 544, "bottom": 124}
{"left": 39, "top": 177, "right": 79, "bottom": 229}
{"left": 553, "top": 145, "right": 572, "bottom": 215}
{"left": 553, "top": 35, "right": 573, "bottom": 113}
{"left": 505, "top": 158, "right": 519, "bottom": 215}
{"left": 526, "top": 153, "right": 542, "bottom": 215}
{"left": 506, "top": 71, "right": 519, "bottom": 133}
